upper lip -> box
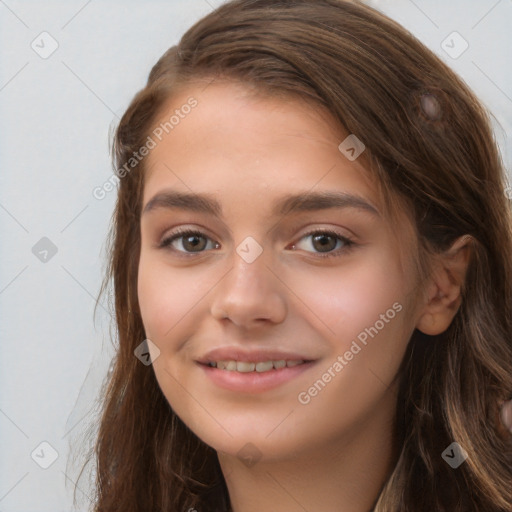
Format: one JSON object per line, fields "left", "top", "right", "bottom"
{"left": 197, "top": 347, "right": 316, "bottom": 364}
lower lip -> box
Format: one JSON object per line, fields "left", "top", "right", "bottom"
{"left": 198, "top": 361, "right": 316, "bottom": 393}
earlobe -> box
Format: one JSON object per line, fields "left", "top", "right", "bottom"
{"left": 416, "top": 311, "right": 437, "bottom": 335}
{"left": 416, "top": 235, "right": 472, "bottom": 336}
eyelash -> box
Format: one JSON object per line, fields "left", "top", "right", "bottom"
{"left": 158, "top": 227, "right": 356, "bottom": 259}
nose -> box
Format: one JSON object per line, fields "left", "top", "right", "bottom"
{"left": 210, "top": 246, "right": 287, "bottom": 330}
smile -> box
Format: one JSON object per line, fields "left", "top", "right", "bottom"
{"left": 199, "top": 359, "right": 316, "bottom": 393}
{"left": 207, "top": 359, "right": 305, "bottom": 372}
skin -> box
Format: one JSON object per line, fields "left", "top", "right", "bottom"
{"left": 137, "top": 80, "right": 470, "bottom": 512}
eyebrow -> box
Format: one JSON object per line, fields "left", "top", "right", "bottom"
{"left": 142, "top": 189, "right": 380, "bottom": 218}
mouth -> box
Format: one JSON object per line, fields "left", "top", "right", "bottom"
{"left": 197, "top": 359, "right": 317, "bottom": 393}
{"left": 202, "top": 359, "right": 310, "bottom": 372}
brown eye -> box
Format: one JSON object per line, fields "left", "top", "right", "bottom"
{"left": 159, "top": 229, "right": 218, "bottom": 255}
{"left": 292, "top": 230, "right": 355, "bottom": 259}
{"left": 310, "top": 233, "right": 339, "bottom": 253}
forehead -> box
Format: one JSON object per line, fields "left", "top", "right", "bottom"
{"left": 143, "top": 80, "right": 379, "bottom": 211}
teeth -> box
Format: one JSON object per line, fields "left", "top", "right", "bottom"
{"left": 255, "top": 361, "right": 273, "bottom": 372}
{"left": 210, "top": 359, "right": 305, "bottom": 372}
{"left": 286, "top": 360, "right": 303, "bottom": 367}
{"left": 237, "top": 361, "right": 255, "bottom": 372}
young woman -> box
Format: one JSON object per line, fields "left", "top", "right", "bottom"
{"left": 83, "top": 1, "right": 512, "bottom": 510}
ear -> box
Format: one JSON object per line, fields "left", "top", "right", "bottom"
{"left": 416, "top": 235, "right": 472, "bottom": 336}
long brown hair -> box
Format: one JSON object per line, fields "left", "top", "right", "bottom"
{"left": 79, "top": 1, "right": 512, "bottom": 510}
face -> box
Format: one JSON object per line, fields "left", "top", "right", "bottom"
{"left": 137, "top": 80, "right": 421, "bottom": 462}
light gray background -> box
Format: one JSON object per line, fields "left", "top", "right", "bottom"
{"left": 1, "top": 1, "right": 511, "bottom": 511}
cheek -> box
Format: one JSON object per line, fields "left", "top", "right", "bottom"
{"left": 137, "top": 253, "right": 186, "bottom": 340}
{"left": 289, "top": 263, "right": 410, "bottom": 440}
{"left": 137, "top": 252, "right": 220, "bottom": 341}
{"left": 285, "top": 254, "right": 406, "bottom": 345}
{"left": 283, "top": 252, "right": 411, "bottom": 405}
